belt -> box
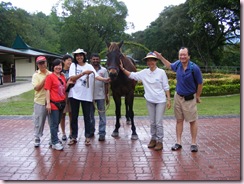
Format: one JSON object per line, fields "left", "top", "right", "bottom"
{"left": 177, "top": 93, "right": 184, "bottom": 97}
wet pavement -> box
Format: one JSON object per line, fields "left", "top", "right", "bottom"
{"left": 0, "top": 115, "right": 240, "bottom": 181}
{"left": 0, "top": 79, "right": 241, "bottom": 182}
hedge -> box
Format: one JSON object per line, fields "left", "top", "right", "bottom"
{"left": 134, "top": 73, "right": 240, "bottom": 97}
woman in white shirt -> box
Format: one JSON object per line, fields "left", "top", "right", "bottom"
{"left": 120, "top": 52, "right": 171, "bottom": 151}
{"left": 68, "top": 48, "right": 109, "bottom": 146}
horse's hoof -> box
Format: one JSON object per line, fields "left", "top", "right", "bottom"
{"left": 111, "top": 132, "right": 119, "bottom": 137}
{"left": 126, "top": 120, "right": 131, "bottom": 125}
{"left": 131, "top": 134, "right": 138, "bottom": 140}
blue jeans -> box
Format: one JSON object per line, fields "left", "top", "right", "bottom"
{"left": 69, "top": 98, "right": 92, "bottom": 138}
{"left": 47, "top": 110, "right": 62, "bottom": 144}
{"left": 146, "top": 101, "right": 166, "bottom": 142}
{"left": 91, "top": 99, "right": 107, "bottom": 136}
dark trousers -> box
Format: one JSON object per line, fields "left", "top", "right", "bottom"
{"left": 69, "top": 97, "right": 92, "bottom": 139}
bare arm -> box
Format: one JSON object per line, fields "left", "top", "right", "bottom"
{"left": 105, "top": 83, "right": 110, "bottom": 105}
{"left": 154, "top": 51, "right": 172, "bottom": 69}
{"left": 165, "top": 90, "right": 171, "bottom": 109}
{"left": 34, "top": 78, "right": 46, "bottom": 91}
{"left": 45, "top": 90, "right": 51, "bottom": 114}
{"left": 196, "top": 83, "right": 203, "bottom": 103}
{"left": 95, "top": 75, "right": 110, "bottom": 82}
{"left": 120, "top": 61, "right": 131, "bottom": 76}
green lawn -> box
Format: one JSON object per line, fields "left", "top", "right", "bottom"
{"left": 0, "top": 90, "right": 240, "bottom": 116}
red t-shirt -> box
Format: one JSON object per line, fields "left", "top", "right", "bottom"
{"left": 44, "top": 73, "right": 66, "bottom": 110}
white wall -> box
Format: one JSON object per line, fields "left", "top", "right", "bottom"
{"left": 15, "top": 58, "right": 35, "bottom": 77}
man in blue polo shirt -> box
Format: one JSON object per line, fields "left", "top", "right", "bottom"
{"left": 154, "top": 47, "right": 203, "bottom": 152}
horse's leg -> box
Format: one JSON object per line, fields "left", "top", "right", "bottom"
{"left": 126, "top": 94, "right": 138, "bottom": 140}
{"left": 125, "top": 100, "right": 131, "bottom": 125}
{"left": 111, "top": 95, "right": 121, "bottom": 137}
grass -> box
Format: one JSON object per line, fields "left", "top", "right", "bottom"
{"left": 0, "top": 90, "right": 240, "bottom": 116}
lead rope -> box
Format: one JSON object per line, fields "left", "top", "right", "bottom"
{"left": 87, "top": 71, "right": 110, "bottom": 113}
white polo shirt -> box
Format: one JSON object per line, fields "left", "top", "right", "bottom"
{"left": 129, "top": 67, "right": 170, "bottom": 103}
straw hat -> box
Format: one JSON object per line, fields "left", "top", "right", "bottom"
{"left": 143, "top": 52, "right": 158, "bottom": 61}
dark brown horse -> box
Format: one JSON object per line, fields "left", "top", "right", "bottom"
{"left": 106, "top": 41, "right": 138, "bottom": 140}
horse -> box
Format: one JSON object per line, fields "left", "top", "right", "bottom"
{"left": 105, "top": 41, "right": 138, "bottom": 140}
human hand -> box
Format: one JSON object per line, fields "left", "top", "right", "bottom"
{"left": 67, "top": 78, "right": 75, "bottom": 85}
{"left": 120, "top": 61, "right": 124, "bottom": 70}
{"left": 46, "top": 103, "right": 51, "bottom": 114}
{"left": 104, "top": 77, "right": 111, "bottom": 83}
{"left": 153, "top": 51, "right": 163, "bottom": 60}
{"left": 167, "top": 100, "right": 171, "bottom": 109}
{"left": 196, "top": 97, "right": 201, "bottom": 103}
{"left": 83, "top": 70, "right": 93, "bottom": 75}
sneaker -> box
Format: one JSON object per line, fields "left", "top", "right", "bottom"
{"left": 62, "top": 134, "right": 67, "bottom": 141}
{"left": 52, "top": 142, "right": 64, "bottom": 150}
{"left": 50, "top": 140, "right": 63, "bottom": 145}
{"left": 190, "top": 145, "right": 198, "bottom": 152}
{"left": 147, "top": 140, "right": 156, "bottom": 148}
{"left": 154, "top": 142, "right": 163, "bottom": 151}
{"left": 34, "top": 138, "right": 40, "bottom": 147}
{"left": 98, "top": 135, "right": 105, "bottom": 141}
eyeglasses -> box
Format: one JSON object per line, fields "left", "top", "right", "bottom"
{"left": 38, "top": 61, "right": 45, "bottom": 65}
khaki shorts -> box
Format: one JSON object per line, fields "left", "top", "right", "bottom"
{"left": 174, "top": 92, "right": 198, "bottom": 122}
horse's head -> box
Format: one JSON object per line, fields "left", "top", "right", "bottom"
{"left": 106, "top": 41, "right": 124, "bottom": 81}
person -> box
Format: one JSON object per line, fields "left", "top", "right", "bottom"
{"left": 31, "top": 56, "right": 51, "bottom": 147}
{"left": 67, "top": 48, "right": 110, "bottom": 146}
{"left": 11, "top": 64, "right": 16, "bottom": 83}
{"left": 154, "top": 47, "right": 203, "bottom": 152}
{"left": 90, "top": 53, "right": 109, "bottom": 141}
{"left": 120, "top": 52, "right": 171, "bottom": 151}
{"left": 0, "top": 65, "right": 3, "bottom": 85}
{"left": 59, "top": 54, "right": 73, "bottom": 141}
{"left": 44, "top": 58, "right": 73, "bottom": 151}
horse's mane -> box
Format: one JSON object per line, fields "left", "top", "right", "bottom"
{"left": 108, "top": 42, "right": 120, "bottom": 52}
{"left": 107, "top": 41, "right": 136, "bottom": 71}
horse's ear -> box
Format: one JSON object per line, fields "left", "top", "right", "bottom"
{"left": 118, "top": 41, "right": 124, "bottom": 48}
{"left": 105, "top": 40, "right": 110, "bottom": 48}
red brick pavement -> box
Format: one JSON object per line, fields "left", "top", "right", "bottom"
{"left": 0, "top": 115, "right": 240, "bottom": 181}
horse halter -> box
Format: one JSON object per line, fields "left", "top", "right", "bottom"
{"left": 106, "top": 50, "right": 122, "bottom": 73}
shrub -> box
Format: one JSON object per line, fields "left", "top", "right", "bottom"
{"left": 134, "top": 73, "right": 240, "bottom": 97}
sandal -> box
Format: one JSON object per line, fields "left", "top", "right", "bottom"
{"left": 85, "top": 138, "right": 91, "bottom": 146}
{"left": 68, "top": 138, "right": 77, "bottom": 145}
{"left": 171, "top": 143, "right": 182, "bottom": 151}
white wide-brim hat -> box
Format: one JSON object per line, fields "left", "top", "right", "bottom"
{"left": 143, "top": 52, "right": 158, "bottom": 61}
{"left": 72, "top": 48, "right": 87, "bottom": 55}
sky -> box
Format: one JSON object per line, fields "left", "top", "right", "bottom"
{"left": 6, "top": 0, "right": 187, "bottom": 34}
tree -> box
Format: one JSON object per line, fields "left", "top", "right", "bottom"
{"left": 0, "top": 2, "right": 32, "bottom": 47}
{"left": 188, "top": 0, "right": 240, "bottom": 67}
{"left": 142, "top": 4, "right": 194, "bottom": 62}
{"left": 58, "top": 0, "right": 128, "bottom": 56}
